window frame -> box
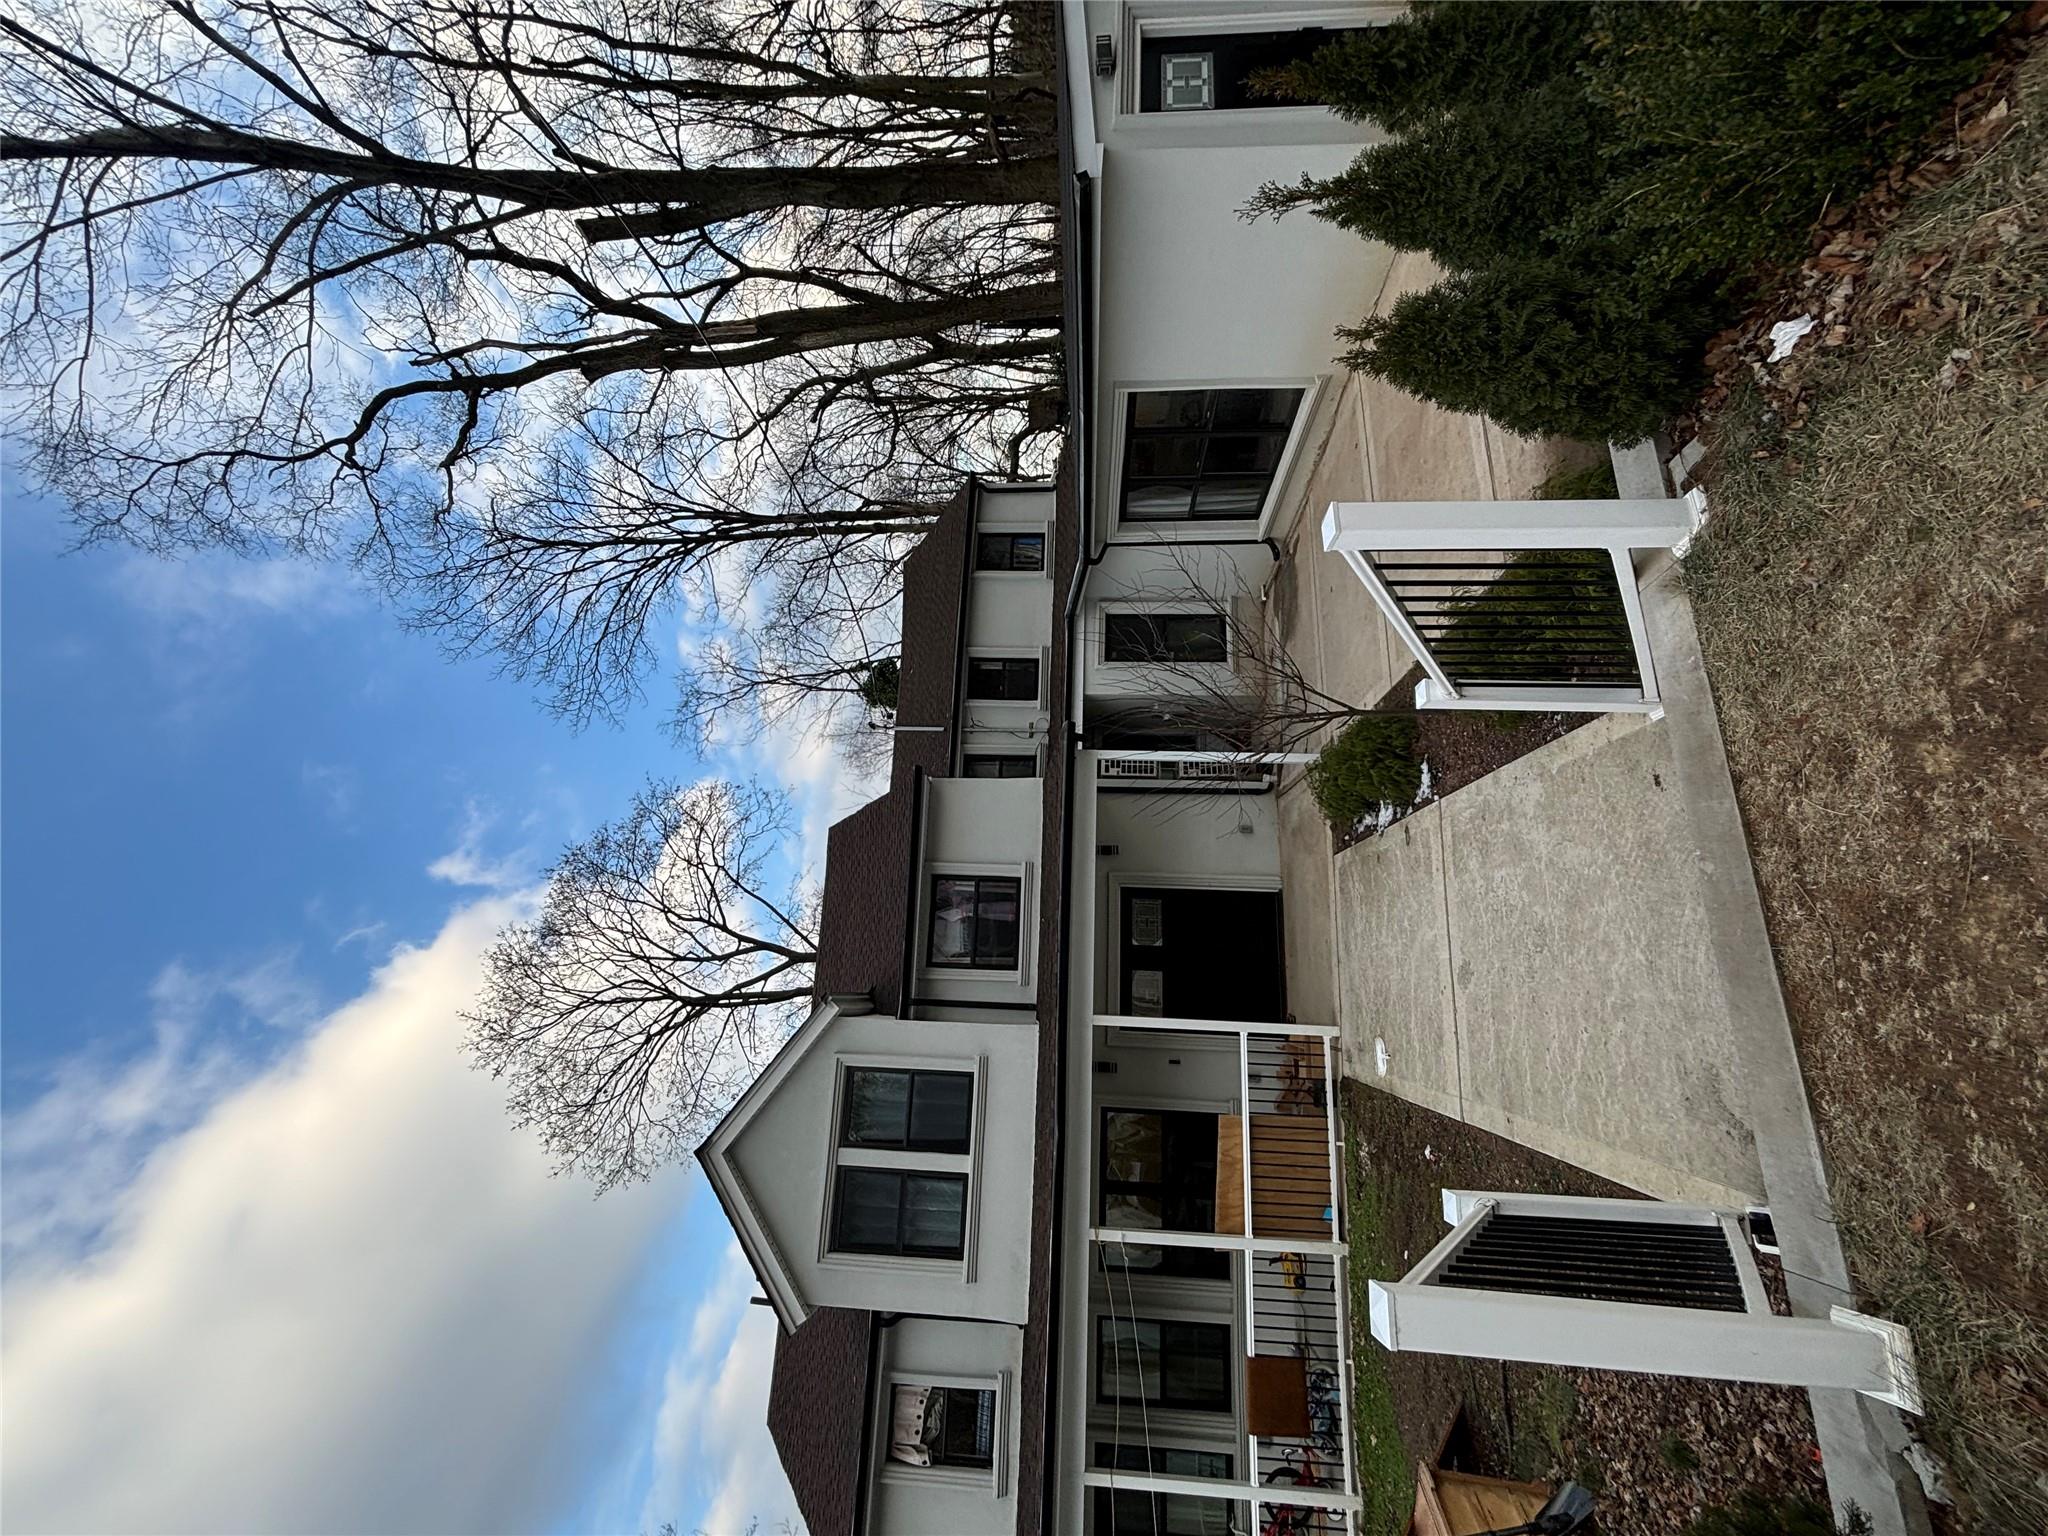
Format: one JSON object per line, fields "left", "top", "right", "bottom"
{"left": 973, "top": 528, "right": 1048, "bottom": 574}
{"left": 1091, "top": 1442, "right": 1237, "bottom": 1535}
{"left": 961, "top": 752, "right": 1039, "bottom": 779}
{"left": 1095, "top": 1315, "right": 1234, "bottom": 1414}
{"left": 877, "top": 1370, "right": 1012, "bottom": 1497}
{"left": 1118, "top": 8, "right": 1390, "bottom": 121}
{"left": 820, "top": 1054, "right": 985, "bottom": 1278}
{"left": 964, "top": 650, "right": 1043, "bottom": 704}
{"left": 1096, "top": 1106, "right": 1231, "bottom": 1280}
{"left": 1100, "top": 608, "right": 1232, "bottom": 667}
{"left": 839, "top": 1066, "right": 975, "bottom": 1155}
{"left": 925, "top": 872, "right": 1025, "bottom": 972}
{"left": 829, "top": 1166, "right": 969, "bottom": 1259}
{"left": 1110, "top": 381, "right": 1315, "bottom": 534}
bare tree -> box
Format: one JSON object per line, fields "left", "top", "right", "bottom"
{"left": 2, "top": 0, "right": 1060, "bottom": 722}
{"left": 1085, "top": 543, "right": 1392, "bottom": 759}
{"left": 466, "top": 777, "right": 817, "bottom": 1190}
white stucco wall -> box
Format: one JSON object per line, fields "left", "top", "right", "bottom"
{"left": 722, "top": 1008, "right": 1039, "bottom": 1323}
{"left": 1081, "top": 539, "right": 1276, "bottom": 708}
{"left": 1074, "top": 3, "right": 1399, "bottom": 548}
{"left": 915, "top": 776, "right": 1044, "bottom": 1012}
{"left": 863, "top": 1318, "right": 1026, "bottom": 1536}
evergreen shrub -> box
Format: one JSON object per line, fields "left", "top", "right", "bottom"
{"left": 1307, "top": 714, "right": 1421, "bottom": 827}
{"left": 858, "top": 657, "right": 900, "bottom": 713}
{"left": 1258, "top": 85, "right": 1609, "bottom": 271}
{"left": 1260, "top": 1, "right": 1592, "bottom": 133}
{"left": 1340, "top": 257, "right": 1709, "bottom": 444}
{"left": 1271, "top": 0, "right": 2015, "bottom": 441}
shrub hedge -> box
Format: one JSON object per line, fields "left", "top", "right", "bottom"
{"left": 1340, "top": 256, "right": 1711, "bottom": 444}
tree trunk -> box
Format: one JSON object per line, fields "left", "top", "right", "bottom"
{"left": 0, "top": 127, "right": 1061, "bottom": 236}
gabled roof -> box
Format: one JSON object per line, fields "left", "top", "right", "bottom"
{"left": 694, "top": 489, "right": 974, "bottom": 1536}
{"left": 694, "top": 995, "right": 848, "bottom": 1333}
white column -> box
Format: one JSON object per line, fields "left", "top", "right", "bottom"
{"left": 1367, "top": 1282, "right": 1921, "bottom": 1412}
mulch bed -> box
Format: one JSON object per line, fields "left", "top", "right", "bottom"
{"left": 1346, "top": 1080, "right": 1828, "bottom": 1533}
{"left": 1332, "top": 666, "right": 1597, "bottom": 853}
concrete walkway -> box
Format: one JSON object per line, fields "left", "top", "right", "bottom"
{"left": 1266, "top": 395, "right": 1927, "bottom": 1531}
{"left": 1263, "top": 291, "right": 1763, "bottom": 1207}
{"left": 1325, "top": 712, "right": 1765, "bottom": 1209}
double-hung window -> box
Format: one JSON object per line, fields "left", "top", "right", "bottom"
{"left": 927, "top": 875, "right": 1021, "bottom": 971}
{"left": 829, "top": 1066, "right": 974, "bottom": 1261}
{"left": 841, "top": 1068, "right": 973, "bottom": 1154}
{"left": 1121, "top": 388, "right": 1304, "bottom": 522}
{"left": 975, "top": 531, "right": 1045, "bottom": 572}
{"left": 966, "top": 656, "right": 1039, "bottom": 702}
{"left": 1103, "top": 612, "right": 1229, "bottom": 665}
{"left": 1096, "top": 1317, "right": 1232, "bottom": 1412}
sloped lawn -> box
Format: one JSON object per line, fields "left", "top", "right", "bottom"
{"left": 1684, "top": 44, "right": 2048, "bottom": 1532}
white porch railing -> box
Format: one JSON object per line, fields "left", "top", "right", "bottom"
{"left": 1370, "top": 1190, "right": 1922, "bottom": 1412}
{"left": 1097, "top": 755, "right": 1274, "bottom": 787}
{"left": 1088, "top": 1016, "right": 1358, "bottom": 1533}
{"left": 1320, "top": 491, "right": 1707, "bottom": 713}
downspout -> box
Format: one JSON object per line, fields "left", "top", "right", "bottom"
{"left": 1042, "top": 160, "right": 1096, "bottom": 1532}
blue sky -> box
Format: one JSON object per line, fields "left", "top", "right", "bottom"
{"left": 1, "top": 474, "right": 813, "bottom": 1533}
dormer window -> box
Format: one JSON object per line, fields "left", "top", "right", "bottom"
{"left": 928, "top": 875, "right": 1022, "bottom": 970}
{"left": 976, "top": 531, "right": 1046, "bottom": 572}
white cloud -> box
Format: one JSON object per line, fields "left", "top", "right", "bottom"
{"left": 427, "top": 799, "right": 534, "bottom": 890}
{"left": 110, "top": 552, "right": 360, "bottom": 625}
{"left": 3, "top": 953, "right": 323, "bottom": 1266}
{"left": 0, "top": 899, "right": 688, "bottom": 1536}
{"left": 636, "top": 1245, "right": 802, "bottom": 1536}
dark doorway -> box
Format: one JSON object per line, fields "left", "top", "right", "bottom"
{"left": 1119, "top": 886, "right": 1284, "bottom": 1023}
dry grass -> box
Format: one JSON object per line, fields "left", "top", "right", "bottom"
{"left": 1685, "top": 45, "right": 2048, "bottom": 1535}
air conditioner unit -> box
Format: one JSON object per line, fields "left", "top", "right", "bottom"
{"left": 1094, "top": 34, "right": 1115, "bottom": 76}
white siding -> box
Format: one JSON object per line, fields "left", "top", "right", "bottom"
{"left": 863, "top": 1318, "right": 1025, "bottom": 1536}
{"left": 1093, "top": 792, "right": 1282, "bottom": 1019}
{"left": 916, "top": 776, "right": 1044, "bottom": 1012}
{"left": 723, "top": 1009, "right": 1039, "bottom": 1323}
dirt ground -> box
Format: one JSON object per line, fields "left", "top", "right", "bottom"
{"left": 1343, "top": 1080, "right": 1827, "bottom": 1535}
{"left": 1684, "top": 43, "right": 2048, "bottom": 1535}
